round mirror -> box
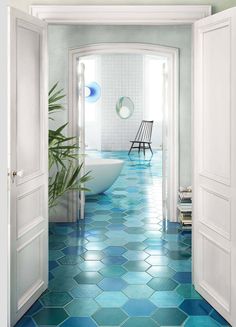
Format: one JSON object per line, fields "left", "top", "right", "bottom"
{"left": 116, "top": 96, "right": 134, "bottom": 119}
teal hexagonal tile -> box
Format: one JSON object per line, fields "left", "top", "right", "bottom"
{"left": 48, "top": 277, "right": 77, "bottom": 291}
{"left": 95, "top": 291, "right": 128, "bottom": 307}
{"left": 79, "top": 260, "right": 105, "bottom": 272}
{"left": 33, "top": 308, "right": 68, "bottom": 325}
{"left": 124, "top": 242, "right": 147, "bottom": 251}
{"left": 74, "top": 271, "right": 103, "bottom": 284}
{"left": 121, "top": 317, "right": 159, "bottom": 327}
{"left": 150, "top": 291, "right": 184, "bottom": 307}
{"left": 145, "top": 255, "right": 169, "bottom": 266}
{"left": 58, "top": 255, "right": 83, "bottom": 265}
{"left": 40, "top": 291, "right": 72, "bottom": 307}
{"left": 85, "top": 242, "right": 108, "bottom": 251}
{"left": 49, "top": 250, "right": 64, "bottom": 261}
{"left": 123, "top": 251, "right": 149, "bottom": 261}
{"left": 70, "top": 284, "right": 102, "bottom": 298}
{"left": 65, "top": 298, "right": 99, "bottom": 316}
{"left": 122, "top": 272, "right": 152, "bottom": 285}
{"left": 99, "top": 265, "right": 127, "bottom": 277}
{"left": 123, "top": 285, "right": 154, "bottom": 299}
{"left": 124, "top": 261, "right": 150, "bottom": 272}
{"left": 176, "top": 284, "right": 202, "bottom": 299}
{"left": 152, "top": 308, "right": 187, "bottom": 326}
{"left": 184, "top": 315, "right": 228, "bottom": 327}
{"left": 92, "top": 308, "right": 128, "bottom": 326}
{"left": 147, "top": 266, "right": 175, "bottom": 278}
{"left": 52, "top": 265, "right": 80, "bottom": 278}
{"left": 148, "top": 278, "right": 178, "bottom": 291}
{"left": 81, "top": 250, "right": 105, "bottom": 261}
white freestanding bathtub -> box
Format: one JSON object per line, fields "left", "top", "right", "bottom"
{"left": 85, "top": 157, "right": 124, "bottom": 195}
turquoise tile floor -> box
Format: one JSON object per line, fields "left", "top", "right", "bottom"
{"left": 16, "top": 151, "right": 231, "bottom": 327}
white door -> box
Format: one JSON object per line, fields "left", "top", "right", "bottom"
{"left": 193, "top": 7, "right": 236, "bottom": 325}
{"left": 9, "top": 7, "right": 48, "bottom": 326}
{"left": 78, "top": 62, "right": 86, "bottom": 219}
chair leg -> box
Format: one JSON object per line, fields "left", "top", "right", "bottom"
{"left": 148, "top": 143, "right": 153, "bottom": 155}
{"left": 143, "top": 143, "right": 146, "bottom": 156}
{"left": 138, "top": 143, "right": 141, "bottom": 153}
{"left": 128, "top": 142, "right": 134, "bottom": 155}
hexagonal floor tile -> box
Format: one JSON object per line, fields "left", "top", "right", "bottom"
{"left": 150, "top": 291, "right": 184, "bottom": 307}
{"left": 92, "top": 308, "right": 128, "bottom": 326}
{"left": 99, "top": 265, "right": 127, "bottom": 277}
{"left": 123, "top": 284, "right": 154, "bottom": 299}
{"left": 74, "top": 272, "right": 103, "bottom": 285}
{"left": 145, "top": 255, "right": 169, "bottom": 266}
{"left": 148, "top": 277, "right": 178, "bottom": 291}
{"left": 173, "top": 272, "right": 192, "bottom": 283}
{"left": 123, "top": 299, "right": 156, "bottom": 316}
{"left": 176, "top": 284, "right": 202, "bottom": 299}
{"left": 70, "top": 284, "right": 102, "bottom": 298}
{"left": 65, "top": 298, "right": 99, "bottom": 316}
{"left": 124, "top": 242, "right": 147, "bottom": 251}
{"left": 48, "top": 277, "right": 77, "bottom": 291}
{"left": 102, "top": 256, "right": 127, "bottom": 265}
{"left": 122, "top": 272, "right": 152, "bottom": 285}
{"left": 58, "top": 255, "right": 83, "bottom": 265}
{"left": 79, "top": 260, "right": 105, "bottom": 272}
{"left": 180, "top": 299, "right": 213, "bottom": 316}
{"left": 60, "top": 317, "right": 97, "bottom": 327}
{"left": 184, "top": 316, "right": 223, "bottom": 327}
{"left": 124, "top": 261, "right": 150, "bottom": 272}
{"left": 98, "top": 277, "right": 127, "bottom": 291}
{"left": 152, "top": 308, "right": 187, "bottom": 326}
{"left": 147, "top": 266, "right": 175, "bottom": 278}
{"left": 124, "top": 250, "right": 150, "bottom": 261}
{"left": 81, "top": 250, "right": 105, "bottom": 261}
{"left": 40, "top": 291, "right": 72, "bottom": 307}
{"left": 33, "top": 308, "right": 68, "bottom": 325}
{"left": 103, "top": 246, "right": 126, "bottom": 256}
{"left": 121, "top": 317, "right": 159, "bottom": 327}
{"left": 62, "top": 246, "right": 86, "bottom": 255}
{"left": 95, "top": 291, "right": 128, "bottom": 307}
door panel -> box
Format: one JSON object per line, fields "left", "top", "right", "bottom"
{"left": 193, "top": 7, "right": 236, "bottom": 325}
{"left": 17, "top": 25, "right": 42, "bottom": 179}
{"left": 9, "top": 7, "right": 48, "bottom": 326}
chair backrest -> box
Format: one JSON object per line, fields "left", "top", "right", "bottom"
{"left": 134, "top": 120, "right": 154, "bottom": 142}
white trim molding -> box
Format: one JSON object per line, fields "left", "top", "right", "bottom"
{"left": 68, "top": 43, "right": 179, "bottom": 221}
{"left": 30, "top": 5, "right": 212, "bottom": 25}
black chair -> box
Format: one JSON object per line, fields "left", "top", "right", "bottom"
{"left": 128, "top": 120, "right": 154, "bottom": 155}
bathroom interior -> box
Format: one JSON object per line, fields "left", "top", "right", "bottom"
{"left": 16, "top": 22, "right": 230, "bottom": 327}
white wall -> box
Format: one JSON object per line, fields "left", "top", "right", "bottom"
{"left": 84, "top": 54, "right": 163, "bottom": 151}
{"left": 101, "top": 54, "right": 144, "bottom": 151}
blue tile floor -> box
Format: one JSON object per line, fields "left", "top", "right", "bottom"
{"left": 16, "top": 151, "right": 231, "bottom": 327}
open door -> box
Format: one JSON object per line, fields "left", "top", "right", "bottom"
{"left": 78, "top": 62, "right": 86, "bottom": 219}
{"left": 9, "top": 7, "right": 48, "bottom": 326}
{"left": 193, "top": 7, "right": 236, "bottom": 326}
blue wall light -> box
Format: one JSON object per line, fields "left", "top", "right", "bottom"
{"left": 85, "top": 82, "right": 101, "bottom": 103}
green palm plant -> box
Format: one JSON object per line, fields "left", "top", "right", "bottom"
{"left": 48, "top": 82, "right": 90, "bottom": 208}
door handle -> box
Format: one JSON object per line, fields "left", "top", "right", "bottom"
{"left": 11, "top": 170, "right": 24, "bottom": 182}
{"left": 12, "top": 170, "right": 24, "bottom": 177}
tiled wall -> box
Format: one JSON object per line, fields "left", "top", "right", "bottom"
{"left": 100, "top": 54, "right": 144, "bottom": 151}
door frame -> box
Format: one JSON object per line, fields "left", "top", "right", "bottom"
{"left": 68, "top": 43, "right": 179, "bottom": 222}
{"left": 30, "top": 4, "right": 211, "bottom": 223}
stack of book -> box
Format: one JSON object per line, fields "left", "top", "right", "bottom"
{"left": 178, "top": 187, "right": 192, "bottom": 229}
